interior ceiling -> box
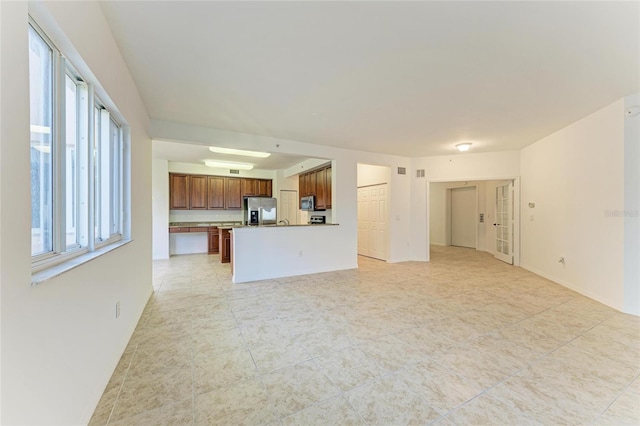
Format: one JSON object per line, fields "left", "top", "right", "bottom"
{"left": 151, "top": 139, "right": 313, "bottom": 170}
{"left": 101, "top": 1, "right": 639, "bottom": 160}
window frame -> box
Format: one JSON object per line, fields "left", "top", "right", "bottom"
{"left": 29, "top": 17, "right": 130, "bottom": 276}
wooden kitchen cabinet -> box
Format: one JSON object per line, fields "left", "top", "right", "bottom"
{"left": 315, "top": 168, "right": 327, "bottom": 210}
{"left": 169, "top": 173, "right": 271, "bottom": 211}
{"left": 207, "top": 176, "right": 225, "bottom": 209}
{"left": 298, "top": 165, "right": 331, "bottom": 209}
{"left": 220, "top": 228, "right": 232, "bottom": 263}
{"left": 257, "top": 179, "right": 272, "bottom": 197}
{"left": 189, "top": 175, "right": 208, "bottom": 209}
{"left": 208, "top": 227, "right": 219, "bottom": 254}
{"left": 225, "top": 177, "right": 243, "bottom": 209}
{"left": 241, "top": 178, "right": 257, "bottom": 197}
{"left": 325, "top": 166, "right": 332, "bottom": 209}
{"left": 169, "top": 173, "right": 189, "bottom": 209}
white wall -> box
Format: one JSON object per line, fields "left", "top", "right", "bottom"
{"left": 520, "top": 99, "right": 627, "bottom": 313}
{"left": 357, "top": 163, "right": 390, "bottom": 187}
{"left": 1, "top": 2, "right": 152, "bottom": 424}
{"left": 152, "top": 159, "right": 170, "bottom": 259}
{"left": 623, "top": 94, "right": 640, "bottom": 315}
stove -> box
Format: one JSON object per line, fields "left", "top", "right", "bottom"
{"left": 309, "top": 215, "right": 326, "bottom": 225}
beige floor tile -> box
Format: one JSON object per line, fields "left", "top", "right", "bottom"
{"left": 356, "top": 334, "right": 427, "bottom": 372}
{"left": 108, "top": 398, "right": 193, "bottom": 426}
{"left": 261, "top": 360, "right": 341, "bottom": 417}
{"left": 194, "top": 379, "right": 278, "bottom": 426}
{"left": 194, "top": 347, "right": 257, "bottom": 394}
{"left": 92, "top": 247, "right": 640, "bottom": 425}
{"left": 281, "top": 395, "right": 365, "bottom": 426}
{"left": 596, "top": 376, "right": 640, "bottom": 425}
{"left": 345, "top": 374, "right": 441, "bottom": 424}
{"left": 315, "top": 346, "right": 386, "bottom": 392}
{"left": 192, "top": 326, "right": 246, "bottom": 358}
{"left": 248, "top": 338, "right": 311, "bottom": 374}
{"left": 109, "top": 366, "right": 192, "bottom": 422}
{"left": 446, "top": 394, "right": 540, "bottom": 426}
{"left": 395, "top": 359, "right": 484, "bottom": 414}
{"left": 294, "top": 325, "right": 353, "bottom": 356}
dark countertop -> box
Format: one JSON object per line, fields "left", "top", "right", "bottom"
{"left": 169, "top": 221, "right": 242, "bottom": 228}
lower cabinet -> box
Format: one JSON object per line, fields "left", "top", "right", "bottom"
{"left": 208, "top": 227, "right": 219, "bottom": 254}
{"left": 220, "top": 228, "right": 232, "bottom": 263}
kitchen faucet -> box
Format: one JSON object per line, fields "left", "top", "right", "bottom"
{"left": 278, "top": 219, "right": 290, "bottom": 226}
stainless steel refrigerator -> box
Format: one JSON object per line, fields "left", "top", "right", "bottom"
{"left": 243, "top": 197, "right": 277, "bottom": 226}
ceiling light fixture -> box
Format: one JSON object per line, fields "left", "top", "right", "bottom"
{"left": 456, "top": 143, "right": 472, "bottom": 152}
{"left": 205, "top": 160, "right": 254, "bottom": 170}
{"left": 208, "top": 146, "right": 270, "bottom": 158}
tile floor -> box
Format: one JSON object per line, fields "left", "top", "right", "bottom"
{"left": 90, "top": 246, "right": 640, "bottom": 425}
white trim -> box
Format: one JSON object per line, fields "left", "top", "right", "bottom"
{"left": 31, "top": 239, "right": 132, "bottom": 285}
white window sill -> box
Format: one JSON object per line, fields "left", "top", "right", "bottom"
{"left": 31, "top": 239, "right": 133, "bottom": 286}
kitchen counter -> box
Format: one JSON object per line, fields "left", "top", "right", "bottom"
{"left": 226, "top": 223, "right": 339, "bottom": 229}
{"left": 169, "top": 221, "right": 242, "bottom": 228}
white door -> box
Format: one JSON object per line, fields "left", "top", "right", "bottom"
{"left": 357, "top": 187, "right": 369, "bottom": 256}
{"left": 451, "top": 187, "right": 476, "bottom": 248}
{"left": 494, "top": 181, "right": 514, "bottom": 264}
{"left": 279, "top": 190, "right": 298, "bottom": 225}
{"left": 357, "top": 184, "right": 388, "bottom": 260}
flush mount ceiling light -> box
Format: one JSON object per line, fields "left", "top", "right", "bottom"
{"left": 208, "top": 146, "right": 270, "bottom": 158}
{"left": 456, "top": 142, "right": 472, "bottom": 152}
{"left": 204, "top": 160, "right": 254, "bottom": 170}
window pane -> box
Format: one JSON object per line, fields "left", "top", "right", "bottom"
{"left": 94, "top": 106, "right": 100, "bottom": 240}
{"left": 29, "top": 26, "right": 54, "bottom": 256}
{"left": 109, "top": 118, "right": 120, "bottom": 236}
{"left": 65, "top": 75, "right": 78, "bottom": 247}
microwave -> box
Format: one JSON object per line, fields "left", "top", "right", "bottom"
{"left": 300, "top": 195, "right": 315, "bottom": 211}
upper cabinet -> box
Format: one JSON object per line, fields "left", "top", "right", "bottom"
{"left": 241, "top": 178, "right": 272, "bottom": 197}
{"left": 257, "top": 179, "right": 272, "bottom": 197}
{"left": 169, "top": 173, "right": 272, "bottom": 211}
{"left": 207, "top": 176, "right": 225, "bottom": 210}
{"left": 241, "top": 178, "right": 257, "bottom": 197}
{"left": 189, "top": 175, "right": 208, "bottom": 210}
{"left": 169, "top": 173, "right": 189, "bottom": 209}
{"left": 225, "top": 177, "right": 243, "bottom": 209}
{"left": 298, "top": 164, "right": 332, "bottom": 210}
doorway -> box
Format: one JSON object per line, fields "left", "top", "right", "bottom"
{"left": 428, "top": 178, "right": 521, "bottom": 266}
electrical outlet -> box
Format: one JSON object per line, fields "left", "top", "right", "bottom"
{"left": 116, "top": 301, "right": 120, "bottom": 319}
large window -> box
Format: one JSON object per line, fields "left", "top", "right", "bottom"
{"left": 29, "top": 20, "right": 129, "bottom": 270}
{"left": 29, "top": 25, "right": 54, "bottom": 256}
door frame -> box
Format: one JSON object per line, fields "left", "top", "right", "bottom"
{"left": 426, "top": 177, "right": 520, "bottom": 266}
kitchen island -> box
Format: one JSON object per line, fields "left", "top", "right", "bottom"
{"left": 231, "top": 224, "right": 356, "bottom": 283}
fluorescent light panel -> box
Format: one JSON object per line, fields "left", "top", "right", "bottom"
{"left": 205, "top": 160, "right": 254, "bottom": 170}
{"left": 208, "top": 146, "right": 270, "bottom": 158}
